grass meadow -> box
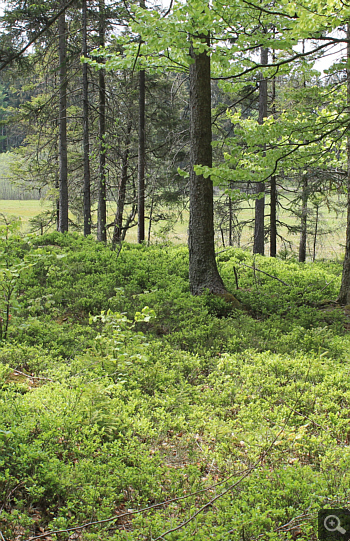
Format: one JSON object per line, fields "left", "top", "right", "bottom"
{"left": 0, "top": 193, "right": 346, "bottom": 260}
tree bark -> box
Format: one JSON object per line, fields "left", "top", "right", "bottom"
{"left": 270, "top": 176, "right": 277, "bottom": 257}
{"left": 97, "top": 0, "right": 107, "bottom": 242}
{"left": 338, "top": 25, "right": 350, "bottom": 303}
{"left": 253, "top": 47, "right": 268, "bottom": 255}
{"left": 188, "top": 35, "right": 235, "bottom": 300}
{"left": 228, "top": 193, "right": 233, "bottom": 246}
{"left": 299, "top": 174, "right": 308, "bottom": 262}
{"left": 270, "top": 62, "right": 277, "bottom": 257}
{"left": 313, "top": 204, "right": 319, "bottom": 262}
{"left": 112, "top": 119, "right": 132, "bottom": 247}
{"left": 55, "top": 173, "right": 59, "bottom": 231}
{"left": 58, "top": 6, "right": 68, "bottom": 233}
{"left": 138, "top": 67, "right": 146, "bottom": 243}
{"left": 82, "top": 0, "right": 91, "bottom": 236}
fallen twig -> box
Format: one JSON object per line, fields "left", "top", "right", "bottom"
{"left": 153, "top": 360, "right": 314, "bottom": 540}
{"left": 239, "top": 262, "right": 291, "bottom": 287}
{"left": 13, "top": 370, "right": 53, "bottom": 382}
{"left": 23, "top": 468, "right": 250, "bottom": 541}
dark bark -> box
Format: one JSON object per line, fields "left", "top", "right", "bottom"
{"left": 112, "top": 119, "right": 132, "bottom": 247}
{"left": 58, "top": 6, "right": 68, "bottom": 233}
{"left": 147, "top": 194, "right": 154, "bottom": 245}
{"left": 270, "top": 176, "right": 277, "bottom": 257}
{"left": 313, "top": 204, "right": 319, "bottom": 262}
{"left": 55, "top": 172, "right": 59, "bottom": 231}
{"left": 339, "top": 25, "right": 350, "bottom": 304}
{"left": 138, "top": 68, "right": 146, "bottom": 243}
{"left": 299, "top": 174, "right": 308, "bottom": 262}
{"left": 228, "top": 194, "right": 233, "bottom": 246}
{"left": 253, "top": 47, "right": 268, "bottom": 255}
{"left": 137, "top": 0, "right": 146, "bottom": 243}
{"left": 97, "top": 0, "right": 107, "bottom": 242}
{"left": 82, "top": 0, "right": 91, "bottom": 236}
{"left": 188, "top": 36, "right": 233, "bottom": 299}
{"left": 270, "top": 65, "right": 277, "bottom": 257}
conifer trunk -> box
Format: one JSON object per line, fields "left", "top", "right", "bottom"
{"left": 228, "top": 193, "right": 233, "bottom": 246}
{"left": 253, "top": 47, "right": 268, "bottom": 255}
{"left": 270, "top": 65, "right": 277, "bottom": 257}
{"left": 338, "top": 24, "right": 350, "bottom": 304}
{"left": 137, "top": 0, "right": 146, "bottom": 243}
{"left": 138, "top": 68, "right": 146, "bottom": 243}
{"left": 299, "top": 175, "right": 308, "bottom": 262}
{"left": 270, "top": 176, "right": 277, "bottom": 257}
{"left": 58, "top": 6, "right": 68, "bottom": 233}
{"left": 82, "top": 0, "right": 91, "bottom": 236}
{"left": 113, "top": 119, "right": 132, "bottom": 247}
{"left": 97, "top": 0, "right": 107, "bottom": 242}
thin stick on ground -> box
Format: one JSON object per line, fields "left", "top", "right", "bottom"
{"left": 239, "top": 262, "right": 291, "bottom": 286}
{"left": 23, "top": 468, "right": 251, "bottom": 541}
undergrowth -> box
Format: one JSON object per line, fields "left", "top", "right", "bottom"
{"left": 0, "top": 231, "right": 349, "bottom": 540}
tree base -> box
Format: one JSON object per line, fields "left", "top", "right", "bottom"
{"left": 215, "top": 291, "right": 242, "bottom": 310}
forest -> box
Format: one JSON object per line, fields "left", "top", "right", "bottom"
{"left": 2, "top": 0, "right": 350, "bottom": 540}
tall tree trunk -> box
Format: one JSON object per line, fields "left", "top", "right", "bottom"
{"left": 253, "top": 47, "right": 268, "bottom": 255}
{"left": 55, "top": 171, "right": 59, "bottom": 231}
{"left": 82, "top": 0, "right": 91, "bottom": 236}
{"left": 270, "top": 59, "right": 277, "bottom": 257}
{"left": 339, "top": 25, "right": 350, "bottom": 303}
{"left": 299, "top": 174, "right": 308, "bottom": 262}
{"left": 228, "top": 193, "right": 233, "bottom": 246}
{"left": 270, "top": 176, "right": 277, "bottom": 257}
{"left": 137, "top": 0, "right": 146, "bottom": 243}
{"left": 138, "top": 68, "right": 146, "bottom": 243}
{"left": 188, "top": 35, "right": 236, "bottom": 302}
{"left": 97, "top": 0, "right": 107, "bottom": 242}
{"left": 147, "top": 194, "right": 154, "bottom": 245}
{"left": 313, "top": 204, "right": 319, "bottom": 262}
{"left": 58, "top": 6, "right": 68, "bottom": 233}
{"left": 112, "top": 119, "right": 132, "bottom": 247}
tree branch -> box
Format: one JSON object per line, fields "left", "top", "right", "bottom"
{"left": 0, "top": 0, "right": 77, "bottom": 72}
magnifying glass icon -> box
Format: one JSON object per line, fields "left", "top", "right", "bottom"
{"left": 324, "top": 515, "right": 346, "bottom": 534}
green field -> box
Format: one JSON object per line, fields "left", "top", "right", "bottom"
{"left": 0, "top": 195, "right": 346, "bottom": 260}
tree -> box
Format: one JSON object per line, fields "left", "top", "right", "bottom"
{"left": 253, "top": 47, "right": 268, "bottom": 255}
{"left": 338, "top": 24, "right": 350, "bottom": 304}
{"left": 82, "top": 0, "right": 91, "bottom": 236}
{"left": 97, "top": 0, "right": 107, "bottom": 242}
{"left": 188, "top": 35, "right": 233, "bottom": 297}
{"left": 58, "top": 2, "right": 68, "bottom": 233}
{"left": 137, "top": 0, "right": 146, "bottom": 243}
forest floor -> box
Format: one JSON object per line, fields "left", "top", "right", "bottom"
{"left": 1, "top": 229, "right": 350, "bottom": 540}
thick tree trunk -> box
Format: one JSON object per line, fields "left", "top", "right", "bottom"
{"left": 299, "top": 174, "right": 308, "bottom": 262}
{"left": 82, "top": 0, "right": 91, "bottom": 236}
{"left": 338, "top": 25, "right": 350, "bottom": 303}
{"left": 97, "top": 0, "right": 107, "bottom": 242}
{"left": 253, "top": 47, "right": 268, "bottom": 255}
{"left": 112, "top": 119, "right": 132, "bottom": 247}
{"left": 58, "top": 7, "right": 68, "bottom": 233}
{"left": 138, "top": 67, "right": 146, "bottom": 243}
{"left": 188, "top": 36, "right": 236, "bottom": 301}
